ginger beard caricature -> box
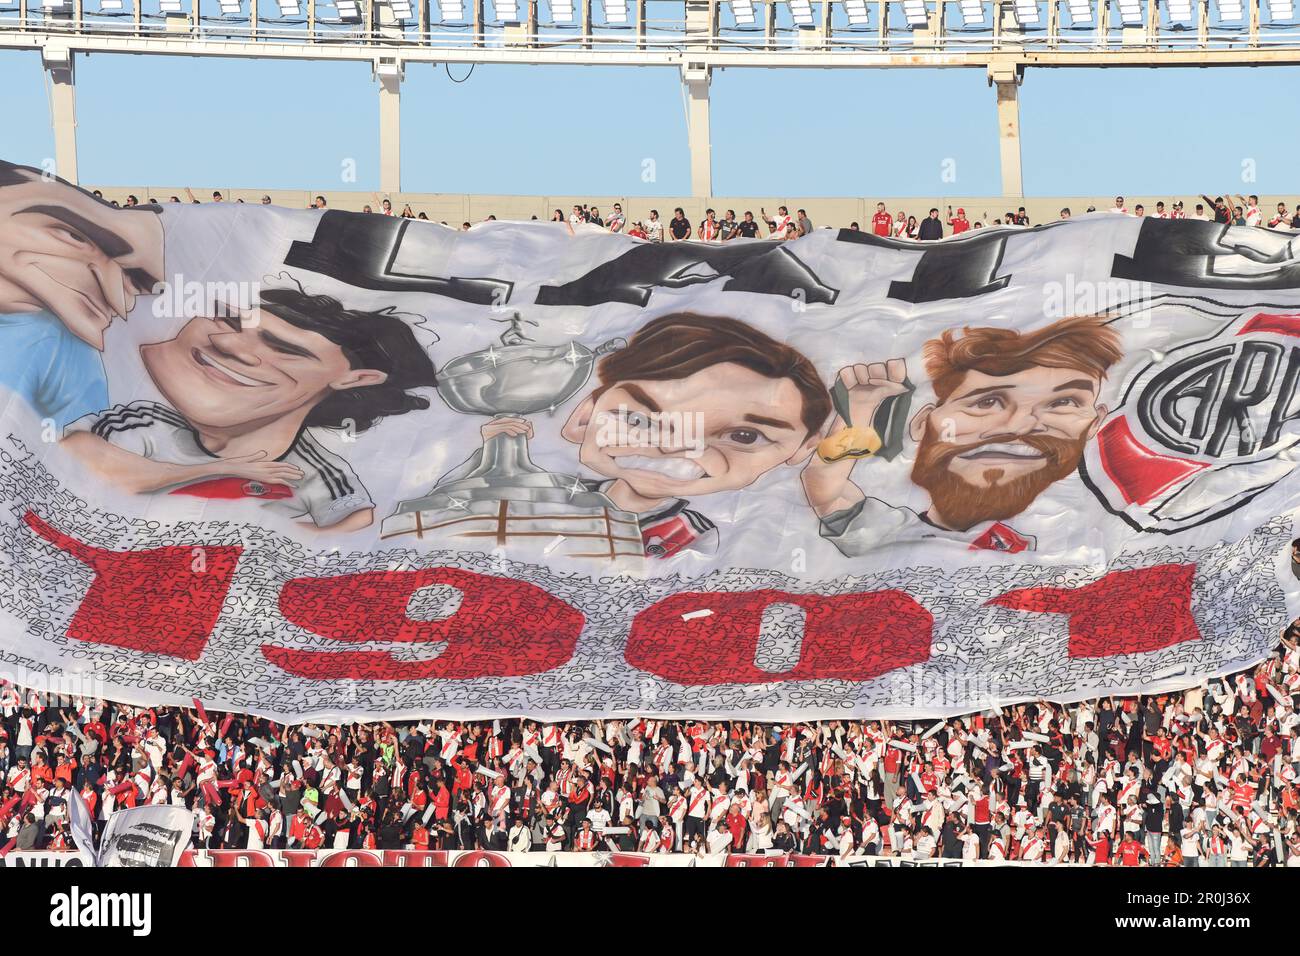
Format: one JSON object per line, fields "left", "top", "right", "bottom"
{"left": 802, "top": 315, "right": 1123, "bottom": 554}
{"left": 0, "top": 161, "right": 164, "bottom": 429}
{"left": 448, "top": 314, "right": 830, "bottom": 558}
{"left": 60, "top": 287, "right": 437, "bottom": 532}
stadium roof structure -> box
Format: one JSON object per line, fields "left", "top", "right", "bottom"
{"left": 4, "top": 0, "right": 1300, "bottom": 196}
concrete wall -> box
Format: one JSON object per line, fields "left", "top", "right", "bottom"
{"left": 93, "top": 187, "right": 1294, "bottom": 229}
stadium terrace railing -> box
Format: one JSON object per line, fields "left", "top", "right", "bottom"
{"left": 3, "top": 0, "right": 1300, "bottom": 63}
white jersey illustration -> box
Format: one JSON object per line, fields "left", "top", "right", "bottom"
{"left": 66, "top": 401, "right": 372, "bottom": 527}
{"left": 819, "top": 495, "right": 1036, "bottom": 555}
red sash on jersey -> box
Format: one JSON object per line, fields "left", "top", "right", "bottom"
{"left": 640, "top": 513, "right": 705, "bottom": 559}
{"left": 170, "top": 477, "right": 293, "bottom": 500}
{"left": 969, "top": 522, "right": 1030, "bottom": 553}
{"left": 491, "top": 787, "right": 510, "bottom": 815}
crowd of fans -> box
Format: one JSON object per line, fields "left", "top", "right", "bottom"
{"left": 3, "top": 626, "right": 1300, "bottom": 865}
{"left": 90, "top": 188, "right": 1300, "bottom": 240}
{"left": 551, "top": 193, "right": 1300, "bottom": 240}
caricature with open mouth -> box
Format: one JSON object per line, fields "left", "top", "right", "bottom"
{"left": 438, "top": 313, "right": 830, "bottom": 558}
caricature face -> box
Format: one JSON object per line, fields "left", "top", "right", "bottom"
{"left": 562, "top": 362, "right": 817, "bottom": 502}
{"left": 0, "top": 173, "right": 163, "bottom": 349}
{"left": 909, "top": 364, "right": 1106, "bottom": 529}
{"left": 140, "top": 309, "right": 387, "bottom": 432}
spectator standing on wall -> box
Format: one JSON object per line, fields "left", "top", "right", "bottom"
{"left": 732, "top": 210, "right": 760, "bottom": 239}
{"left": 917, "top": 207, "right": 944, "bottom": 241}
{"left": 607, "top": 203, "right": 626, "bottom": 233}
{"left": 718, "top": 209, "right": 738, "bottom": 241}
{"left": 644, "top": 209, "right": 664, "bottom": 242}
{"left": 871, "top": 202, "right": 892, "bottom": 237}
{"left": 669, "top": 207, "right": 692, "bottom": 241}
{"left": 947, "top": 206, "right": 971, "bottom": 235}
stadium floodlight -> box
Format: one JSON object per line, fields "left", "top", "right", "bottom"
{"left": 603, "top": 0, "right": 628, "bottom": 23}
{"left": 159, "top": 0, "right": 183, "bottom": 11}
{"left": 902, "top": 0, "right": 928, "bottom": 25}
{"left": 1217, "top": 0, "right": 1243, "bottom": 19}
{"left": 335, "top": 0, "right": 361, "bottom": 18}
{"left": 1166, "top": 0, "right": 1193, "bottom": 22}
{"left": 789, "top": 0, "right": 814, "bottom": 25}
{"left": 958, "top": 0, "right": 984, "bottom": 24}
{"left": 1066, "top": 0, "right": 1094, "bottom": 21}
{"left": 218, "top": 0, "right": 241, "bottom": 12}
{"left": 494, "top": 0, "right": 518, "bottom": 20}
{"left": 730, "top": 0, "right": 756, "bottom": 23}
{"left": 551, "top": 0, "right": 574, "bottom": 22}
{"left": 1013, "top": 0, "right": 1040, "bottom": 23}
{"left": 1115, "top": 0, "right": 1143, "bottom": 24}
{"left": 843, "top": 0, "right": 870, "bottom": 25}
{"left": 99, "top": 0, "right": 124, "bottom": 9}
{"left": 441, "top": 0, "right": 464, "bottom": 18}
{"left": 390, "top": 0, "right": 413, "bottom": 17}
{"left": 1266, "top": 0, "right": 1293, "bottom": 16}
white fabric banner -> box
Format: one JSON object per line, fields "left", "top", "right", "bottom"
{"left": 0, "top": 161, "right": 1298, "bottom": 720}
{"left": 65, "top": 787, "right": 98, "bottom": 868}
{"left": 96, "top": 806, "right": 194, "bottom": 868}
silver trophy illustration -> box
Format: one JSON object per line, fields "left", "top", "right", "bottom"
{"left": 382, "top": 316, "right": 646, "bottom": 560}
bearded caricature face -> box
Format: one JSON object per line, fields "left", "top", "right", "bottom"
{"left": 907, "top": 363, "right": 1107, "bottom": 531}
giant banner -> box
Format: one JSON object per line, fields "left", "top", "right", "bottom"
{"left": 0, "top": 159, "right": 1298, "bottom": 720}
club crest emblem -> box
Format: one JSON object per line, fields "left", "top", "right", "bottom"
{"left": 1083, "top": 309, "right": 1300, "bottom": 532}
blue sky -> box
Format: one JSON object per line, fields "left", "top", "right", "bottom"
{"left": 3, "top": 47, "right": 1298, "bottom": 196}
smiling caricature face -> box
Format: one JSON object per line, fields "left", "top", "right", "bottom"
{"left": 914, "top": 364, "right": 1104, "bottom": 484}
{"left": 0, "top": 170, "right": 164, "bottom": 349}
{"left": 140, "top": 310, "right": 387, "bottom": 432}
{"left": 907, "top": 316, "right": 1120, "bottom": 531}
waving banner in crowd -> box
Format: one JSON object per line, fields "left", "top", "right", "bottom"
{"left": 0, "top": 158, "right": 1298, "bottom": 721}
{"left": 67, "top": 790, "right": 193, "bottom": 868}
{"left": 1, "top": 848, "right": 1075, "bottom": 868}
